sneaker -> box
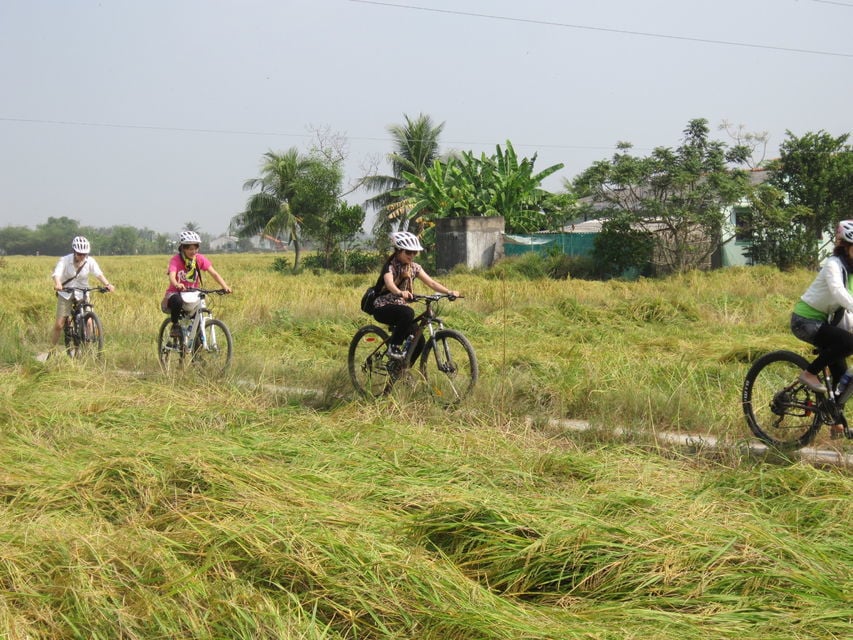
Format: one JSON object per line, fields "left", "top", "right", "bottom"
{"left": 169, "top": 323, "right": 182, "bottom": 339}
{"left": 387, "top": 344, "right": 406, "bottom": 360}
{"left": 798, "top": 371, "right": 827, "bottom": 394}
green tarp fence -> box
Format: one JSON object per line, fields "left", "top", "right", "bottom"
{"left": 503, "top": 233, "right": 596, "bottom": 258}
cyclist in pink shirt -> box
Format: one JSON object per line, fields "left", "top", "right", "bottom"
{"left": 161, "top": 230, "right": 231, "bottom": 338}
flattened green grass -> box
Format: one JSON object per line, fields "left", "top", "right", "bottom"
{"left": 0, "top": 255, "right": 849, "bottom": 638}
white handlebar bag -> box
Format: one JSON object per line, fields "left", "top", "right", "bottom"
{"left": 180, "top": 291, "right": 201, "bottom": 314}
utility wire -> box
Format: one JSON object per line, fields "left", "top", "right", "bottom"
{"left": 810, "top": 0, "right": 853, "bottom": 8}
{"left": 0, "top": 116, "right": 627, "bottom": 153}
{"left": 348, "top": 0, "right": 853, "bottom": 58}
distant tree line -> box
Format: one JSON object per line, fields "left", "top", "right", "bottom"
{"left": 0, "top": 216, "right": 177, "bottom": 256}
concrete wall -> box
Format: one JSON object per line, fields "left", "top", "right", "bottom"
{"left": 435, "top": 216, "right": 505, "bottom": 272}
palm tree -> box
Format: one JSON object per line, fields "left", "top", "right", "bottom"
{"left": 234, "top": 149, "right": 309, "bottom": 269}
{"left": 362, "top": 113, "right": 444, "bottom": 238}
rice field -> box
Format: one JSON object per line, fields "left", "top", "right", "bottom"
{"left": 0, "top": 254, "right": 849, "bottom": 639}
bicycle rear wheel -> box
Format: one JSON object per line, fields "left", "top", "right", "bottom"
{"left": 742, "top": 350, "right": 823, "bottom": 450}
{"left": 348, "top": 325, "right": 392, "bottom": 398}
{"left": 190, "top": 318, "right": 233, "bottom": 375}
{"left": 419, "top": 329, "right": 478, "bottom": 406}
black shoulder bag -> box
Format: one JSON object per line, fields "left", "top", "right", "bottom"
{"left": 360, "top": 269, "right": 386, "bottom": 314}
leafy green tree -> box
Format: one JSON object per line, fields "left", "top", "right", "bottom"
{"left": 36, "top": 217, "right": 82, "bottom": 255}
{"left": 399, "top": 140, "right": 564, "bottom": 234}
{"left": 768, "top": 130, "right": 853, "bottom": 247}
{"left": 309, "top": 201, "right": 365, "bottom": 267}
{"left": 572, "top": 119, "right": 751, "bottom": 274}
{"left": 103, "top": 226, "right": 141, "bottom": 255}
{"left": 235, "top": 150, "right": 315, "bottom": 270}
{"left": 742, "top": 183, "right": 815, "bottom": 270}
{"left": 593, "top": 213, "right": 655, "bottom": 279}
{"left": 362, "top": 113, "right": 444, "bottom": 238}
{"left": 0, "top": 226, "right": 37, "bottom": 255}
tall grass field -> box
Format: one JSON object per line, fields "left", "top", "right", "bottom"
{"left": 0, "top": 254, "right": 849, "bottom": 639}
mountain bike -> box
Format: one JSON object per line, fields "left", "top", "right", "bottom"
{"left": 61, "top": 286, "right": 109, "bottom": 359}
{"left": 157, "top": 289, "right": 233, "bottom": 375}
{"left": 348, "top": 294, "right": 478, "bottom": 406}
{"left": 742, "top": 349, "right": 853, "bottom": 449}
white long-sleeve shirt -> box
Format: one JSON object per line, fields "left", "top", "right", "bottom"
{"left": 795, "top": 256, "right": 853, "bottom": 320}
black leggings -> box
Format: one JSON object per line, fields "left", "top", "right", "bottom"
{"left": 166, "top": 293, "right": 184, "bottom": 324}
{"left": 372, "top": 304, "right": 415, "bottom": 346}
{"left": 808, "top": 322, "right": 853, "bottom": 382}
{"left": 372, "top": 303, "right": 425, "bottom": 359}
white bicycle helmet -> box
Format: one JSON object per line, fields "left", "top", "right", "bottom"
{"left": 179, "top": 230, "right": 202, "bottom": 246}
{"left": 71, "top": 236, "right": 90, "bottom": 254}
{"left": 390, "top": 231, "right": 424, "bottom": 252}
{"left": 838, "top": 220, "right": 853, "bottom": 244}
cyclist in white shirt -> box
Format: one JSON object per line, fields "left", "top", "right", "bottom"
{"left": 790, "top": 221, "right": 853, "bottom": 393}
{"left": 49, "top": 236, "right": 115, "bottom": 348}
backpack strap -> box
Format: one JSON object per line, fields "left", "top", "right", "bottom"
{"left": 61, "top": 258, "right": 87, "bottom": 287}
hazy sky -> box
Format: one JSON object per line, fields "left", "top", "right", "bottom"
{"left": 1, "top": 0, "right": 850, "bottom": 237}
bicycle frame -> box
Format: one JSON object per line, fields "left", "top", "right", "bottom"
{"left": 398, "top": 295, "right": 446, "bottom": 368}
{"left": 359, "top": 294, "right": 449, "bottom": 372}
{"left": 158, "top": 288, "right": 233, "bottom": 374}
{"left": 62, "top": 287, "right": 107, "bottom": 357}
{"left": 172, "top": 290, "right": 223, "bottom": 352}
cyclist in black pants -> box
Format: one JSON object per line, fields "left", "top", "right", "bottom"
{"left": 370, "top": 231, "right": 460, "bottom": 360}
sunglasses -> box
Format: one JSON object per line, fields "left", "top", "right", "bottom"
{"left": 403, "top": 249, "right": 418, "bottom": 256}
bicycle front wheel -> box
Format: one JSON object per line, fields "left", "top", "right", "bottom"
{"left": 191, "top": 318, "right": 233, "bottom": 375}
{"left": 419, "top": 329, "right": 478, "bottom": 406}
{"left": 348, "top": 325, "right": 391, "bottom": 398}
{"left": 157, "top": 317, "right": 185, "bottom": 373}
{"left": 742, "top": 350, "right": 823, "bottom": 450}
{"left": 79, "top": 312, "right": 104, "bottom": 359}
{"left": 63, "top": 317, "right": 77, "bottom": 358}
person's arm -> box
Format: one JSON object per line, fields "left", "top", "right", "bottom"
{"left": 207, "top": 266, "right": 232, "bottom": 293}
{"left": 168, "top": 266, "right": 186, "bottom": 291}
{"left": 824, "top": 259, "right": 853, "bottom": 311}
{"left": 383, "top": 271, "right": 412, "bottom": 300}
{"left": 97, "top": 274, "right": 115, "bottom": 292}
{"left": 416, "top": 270, "right": 459, "bottom": 298}
{"left": 52, "top": 259, "right": 65, "bottom": 291}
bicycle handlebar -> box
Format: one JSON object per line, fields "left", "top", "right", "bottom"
{"left": 182, "top": 288, "right": 230, "bottom": 296}
{"left": 62, "top": 286, "right": 110, "bottom": 294}
{"left": 411, "top": 293, "right": 462, "bottom": 302}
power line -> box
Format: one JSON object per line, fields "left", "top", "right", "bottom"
{"left": 810, "top": 0, "right": 853, "bottom": 8}
{"left": 0, "top": 116, "right": 627, "bottom": 154}
{"left": 348, "top": 0, "right": 853, "bottom": 58}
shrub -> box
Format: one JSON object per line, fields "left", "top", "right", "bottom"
{"left": 300, "top": 249, "right": 384, "bottom": 274}
{"left": 271, "top": 256, "right": 291, "bottom": 273}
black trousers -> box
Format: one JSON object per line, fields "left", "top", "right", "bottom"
{"left": 808, "top": 322, "right": 853, "bottom": 382}
{"left": 166, "top": 293, "right": 184, "bottom": 324}
{"left": 372, "top": 303, "right": 415, "bottom": 346}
